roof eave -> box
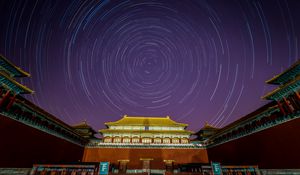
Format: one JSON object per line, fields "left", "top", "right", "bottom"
{"left": 0, "top": 55, "right": 31, "bottom": 77}
{"left": 265, "top": 59, "right": 300, "bottom": 85}
{"left": 0, "top": 72, "right": 33, "bottom": 94}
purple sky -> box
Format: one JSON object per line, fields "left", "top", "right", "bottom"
{"left": 0, "top": 0, "right": 299, "bottom": 132}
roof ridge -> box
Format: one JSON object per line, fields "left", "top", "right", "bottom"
{"left": 104, "top": 115, "right": 188, "bottom": 127}
{"left": 122, "top": 115, "right": 171, "bottom": 119}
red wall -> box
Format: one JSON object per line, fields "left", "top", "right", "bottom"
{"left": 208, "top": 118, "right": 300, "bottom": 169}
{"left": 4, "top": 111, "right": 300, "bottom": 169}
{"left": 0, "top": 115, "right": 84, "bottom": 168}
{"left": 83, "top": 147, "right": 209, "bottom": 169}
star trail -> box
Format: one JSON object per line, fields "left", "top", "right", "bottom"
{"left": 0, "top": 0, "right": 299, "bottom": 132}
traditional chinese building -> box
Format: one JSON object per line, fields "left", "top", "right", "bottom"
{"left": 195, "top": 122, "right": 219, "bottom": 141}
{"left": 99, "top": 115, "right": 192, "bottom": 144}
{"left": 1, "top": 54, "right": 300, "bottom": 174}
{"left": 263, "top": 60, "right": 300, "bottom": 114}
{"left": 83, "top": 116, "right": 208, "bottom": 172}
{"left": 205, "top": 60, "right": 300, "bottom": 170}
{"left": 73, "top": 121, "right": 97, "bottom": 139}
{"left": 0, "top": 54, "right": 33, "bottom": 110}
{"left": 0, "top": 55, "right": 86, "bottom": 168}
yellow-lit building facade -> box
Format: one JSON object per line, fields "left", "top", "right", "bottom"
{"left": 100, "top": 115, "right": 192, "bottom": 144}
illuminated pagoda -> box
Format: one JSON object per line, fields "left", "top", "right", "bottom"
{"left": 99, "top": 115, "right": 192, "bottom": 144}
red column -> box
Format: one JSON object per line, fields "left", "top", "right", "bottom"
{"left": 0, "top": 90, "right": 10, "bottom": 107}
{"left": 277, "top": 100, "right": 286, "bottom": 115}
{"left": 6, "top": 93, "right": 16, "bottom": 111}
{"left": 283, "top": 97, "right": 293, "bottom": 113}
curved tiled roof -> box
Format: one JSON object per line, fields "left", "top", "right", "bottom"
{"left": 266, "top": 59, "right": 300, "bottom": 85}
{"left": 0, "top": 55, "right": 31, "bottom": 77}
{"left": 0, "top": 71, "right": 33, "bottom": 94}
{"left": 104, "top": 115, "right": 188, "bottom": 127}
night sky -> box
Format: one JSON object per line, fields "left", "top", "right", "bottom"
{"left": 0, "top": 0, "right": 299, "bottom": 132}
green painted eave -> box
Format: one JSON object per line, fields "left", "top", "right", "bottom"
{"left": 0, "top": 72, "right": 33, "bottom": 94}
{"left": 0, "top": 55, "right": 30, "bottom": 77}
{"left": 263, "top": 77, "right": 300, "bottom": 100}
{"left": 266, "top": 60, "right": 300, "bottom": 85}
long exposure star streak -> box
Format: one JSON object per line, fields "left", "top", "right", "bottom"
{"left": 0, "top": 0, "right": 299, "bottom": 132}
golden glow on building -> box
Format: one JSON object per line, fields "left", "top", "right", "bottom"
{"left": 99, "top": 115, "right": 193, "bottom": 144}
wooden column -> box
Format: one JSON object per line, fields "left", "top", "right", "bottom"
{"left": 277, "top": 100, "right": 286, "bottom": 115}
{"left": 0, "top": 90, "right": 10, "bottom": 107}
{"left": 6, "top": 93, "right": 16, "bottom": 111}
{"left": 289, "top": 95, "right": 300, "bottom": 110}
{"left": 293, "top": 91, "right": 300, "bottom": 109}
{"left": 283, "top": 97, "right": 293, "bottom": 113}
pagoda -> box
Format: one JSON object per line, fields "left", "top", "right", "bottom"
{"left": 99, "top": 115, "right": 193, "bottom": 144}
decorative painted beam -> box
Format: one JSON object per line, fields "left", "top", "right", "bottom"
{"left": 0, "top": 73, "right": 33, "bottom": 94}
{"left": 263, "top": 78, "right": 300, "bottom": 100}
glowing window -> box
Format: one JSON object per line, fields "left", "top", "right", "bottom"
{"left": 114, "top": 137, "right": 121, "bottom": 143}
{"left": 123, "top": 137, "right": 130, "bottom": 143}
{"left": 104, "top": 137, "right": 112, "bottom": 143}
{"left": 132, "top": 137, "right": 140, "bottom": 143}
{"left": 154, "top": 138, "right": 161, "bottom": 143}
{"left": 163, "top": 138, "right": 170, "bottom": 144}
{"left": 181, "top": 138, "right": 189, "bottom": 144}
{"left": 142, "top": 138, "right": 152, "bottom": 143}
{"left": 172, "top": 138, "right": 179, "bottom": 144}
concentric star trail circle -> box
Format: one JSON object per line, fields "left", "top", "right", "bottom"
{"left": 0, "top": 0, "right": 299, "bottom": 131}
